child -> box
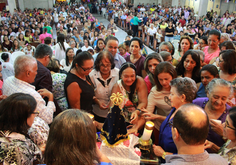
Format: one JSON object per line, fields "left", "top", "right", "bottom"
{"left": 156, "top": 29, "right": 163, "bottom": 43}
{"left": 24, "top": 44, "right": 34, "bottom": 56}
{"left": 118, "top": 44, "right": 129, "bottom": 58}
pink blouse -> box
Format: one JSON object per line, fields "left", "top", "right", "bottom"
{"left": 203, "top": 46, "right": 220, "bottom": 64}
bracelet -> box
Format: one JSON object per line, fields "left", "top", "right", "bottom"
{"left": 162, "top": 152, "right": 166, "bottom": 160}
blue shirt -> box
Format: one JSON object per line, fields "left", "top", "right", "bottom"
{"left": 196, "top": 83, "right": 207, "bottom": 98}
{"left": 159, "top": 108, "right": 177, "bottom": 156}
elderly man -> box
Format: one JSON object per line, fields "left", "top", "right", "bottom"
{"left": 162, "top": 104, "right": 227, "bottom": 165}
{"left": 2, "top": 55, "right": 55, "bottom": 124}
{"left": 93, "top": 36, "right": 126, "bottom": 69}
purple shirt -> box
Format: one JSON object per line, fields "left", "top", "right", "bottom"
{"left": 125, "top": 55, "right": 145, "bottom": 77}
{"left": 193, "top": 97, "right": 231, "bottom": 152}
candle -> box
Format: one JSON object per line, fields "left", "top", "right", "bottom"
{"left": 88, "top": 114, "right": 94, "bottom": 121}
{"left": 142, "top": 121, "right": 154, "bottom": 141}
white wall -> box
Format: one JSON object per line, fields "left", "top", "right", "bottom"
{"left": 19, "top": 0, "right": 54, "bottom": 10}
{"left": 7, "top": 0, "right": 16, "bottom": 14}
{"left": 193, "top": 0, "right": 200, "bottom": 15}
{"left": 133, "top": 0, "right": 158, "bottom": 8}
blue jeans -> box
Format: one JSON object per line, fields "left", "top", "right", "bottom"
{"left": 165, "top": 36, "right": 174, "bottom": 42}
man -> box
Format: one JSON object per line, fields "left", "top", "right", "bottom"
{"left": 32, "top": 44, "right": 62, "bottom": 115}
{"left": 57, "top": 25, "right": 67, "bottom": 37}
{"left": 94, "top": 36, "right": 126, "bottom": 69}
{"left": 161, "top": 104, "right": 227, "bottom": 165}
{"left": 2, "top": 56, "right": 55, "bottom": 124}
{"left": 179, "top": 16, "right": 186, "bottom": 27}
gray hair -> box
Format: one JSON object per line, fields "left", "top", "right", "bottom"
{"left": 159, "top": 42, "right": 174, "bottom": 55}
{"left": 170, "top": 77, "right": 197, "bottom": 103}
{"left": 221, "top": 33, "right": 231, "bottom": 41}
{"left": 194, "top": 50, "right": 205, "bottom": 62}
{"left": 206, "top": 78, "right": 233, "bottom": 97}
{"left": 14, "top": 55, "right": 37, "bottom": 76}
{"left": 34, "top": 44, "right": 52, "bottom": 59}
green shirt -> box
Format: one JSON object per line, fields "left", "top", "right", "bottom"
{"left": 43, "top": 26, "right": 52, "bottom": 34}
{"left": 132, "top": 16, "right": 142, "bottom": 26}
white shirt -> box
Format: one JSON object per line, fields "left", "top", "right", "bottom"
{"left": 55, "top": 42, "right": 70, "bottom": 61}
{"left": 89, "top": 68, "right": 119, "bottom": 118}
{"left": 81, "top": 46, "right": 93, "bottom": 51}
{"left": 60, "top": 59, "right": 72, "bottom": 72}
{"left": 2, "top": 76, "right": 55, "bottom": 124}
{"left": 147, "top": 28, "right": 157, "bottom": 36}
{"left": 1, "top": 62, "right": 14, "bottom": 81}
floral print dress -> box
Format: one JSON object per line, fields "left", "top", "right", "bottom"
{"left": 117, "top": 80, "right": 138, "bottom": 123}
{"left": 0, "top": 132, "right": 42, "bottom": 165}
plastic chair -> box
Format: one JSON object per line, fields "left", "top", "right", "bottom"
{"left": 171, "top": 40, "right": 180, "bottom": 52}
{"left": 10, "top": 51, "right": 25, "bottom": 65}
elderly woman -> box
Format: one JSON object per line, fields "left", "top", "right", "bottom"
{"left": 204, "top": 107, "right": 236, "bottom": 164}
{"left": 152, "top": 77, "right": 197, "bottom": 162}
{"left": 44, "top": 109, "right": 111, "bottom": 165}
{"left": 111, "top": 62, "right": 148, "bottom": 134}
{"left": 0, "top": 93, "right": 42, "bottom": 164}
{"left": 193, "top": 78, "right": 233, "bottom": 153}
{"left": 107, "top": 19, "right": 118, "bottom": 36}
{"left": 89, "top": 51, "right": 119, "bottom": 123}
{"left": 144, "top": 53, "right": 163, "bottom": 94}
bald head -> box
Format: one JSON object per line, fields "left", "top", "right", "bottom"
{"left": 14, "top": 55, "right": 37, "bottom": 76}
{"left": 173, "top": 104, "right": 209, "bottom": 145}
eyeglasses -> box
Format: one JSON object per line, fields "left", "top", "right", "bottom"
{"left": 168, "top": 120, "right": 182, "bottom": 135}
{"left": 33, "top": 111, "right": 39, "bottom": 116}
{"left": 100, "top": 63, "right": 111, "bottom": 68}
{"left": 79, "top": 65, "right": 94, "bottom": 72}
{"left": 225, "top": 120, "right": 235, "bottom": 130}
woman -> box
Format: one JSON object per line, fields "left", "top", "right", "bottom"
{"left": 159, "top": 42, "right": 175, "bottom": 56}
{"left": 193, "top": 78, "right": 233, "bottom": 153}
{"left": 94, "top": 38, "right": 105, "bottom": 53}
{"left": 172, "top": 35, "right": 193, "bottom": 66}
{"left": 125, "top": 37, "right": 146, "bottom": 78}
{"left": 60, "top": 48, "right": 75, "bottom": 73}
{"left": 220, "top": 41, "right": 235, "bottom": 51}
{"left": 44, "top": 109, "right": 111, "bottom": 165}
{"left": 2, "top": 35, "right": 12, "bottom": 51}
{"left": 10, "top": 39, "right": 23, "bottom": 53}
{"left": 0, "top": 93, "right": 42, "bottom": 164}
{"left": 195, "top": 36, "right": 208, "bottom": 51}
{"left": 89, "top": 51, "right": 119, "bottom": 123}
{"left": 81, "top": 39, "right": 93, "bottom": 52}
{"left": 1, "top": 53, "right": 14, "bottom": 81}
{"left": 111, "top": 62, "right": 148, "bottom": 134}
{"left": 24, "top": 30, "right": 33, "bottom": 43}
{"left": 204, "top": 107, "right": 236, "bottom": 164}
{"left": 203, "top": 30, "right": 221, "bottom": 64}
{"left": 55, "top": 33, "right": 70, "bottom": 61}
{"left": 176, "top": 50, "right": 201, "bottom": 83}
{"left": 144, "top": 53, "right": 163, "bottom": 94}
{"left": 47, "top": 59, "right": 68, "bottom": 111}
{"left": 107, "top": 18, "right": 117, "bottom": 36}
{"left": 64, "top": 51, "right": 94, "bottom": 113}
{"left": 0, "top": 43, "right": 7, "bottom": 53}
{"left": 165, "top": 21, "right": 174, "bottom": 42}
{"left": 219, "top": 50, "right": 236, "bottom": 82}
{"left": 152, "top": 77, "right": 197, "bottom": 161}
{"left": 147, "top": 24, "right": 157, "bottom": 45}
{"left": 142, "top": 62, "right": 177, "bottom": 131}
{"left": 196, "top": 64, "right": 219, "bottom": 98}
{"left": 18, "top": 33, "right": 25, "bottom": 47}
{"left": 159, "top": 51, "right": 172, "bottom": 63}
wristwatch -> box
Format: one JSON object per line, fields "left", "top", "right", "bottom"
{"left": 162, "top": 152, "right": 166, "bottom": 160}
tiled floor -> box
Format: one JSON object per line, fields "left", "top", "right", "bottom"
{"left": 93, "top": 14, "right": 154, "bottom": 54}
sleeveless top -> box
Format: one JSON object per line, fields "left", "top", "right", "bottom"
{"left": 117, "top": 80, "right": 138, "bottom": 123}
{"left": 64, "top": 72, "right": 94, "bottom": 113}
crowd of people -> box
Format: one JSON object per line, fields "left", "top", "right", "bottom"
{"left": 0, "top": 0, "right": 236, "bottom": 164}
